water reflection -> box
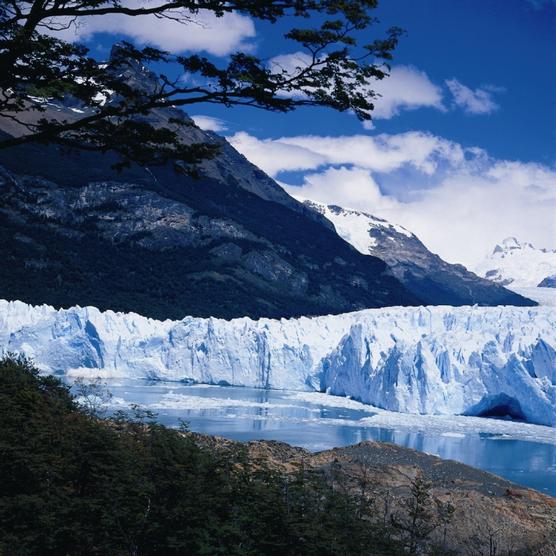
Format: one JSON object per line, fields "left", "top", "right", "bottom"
{"left": 97, "top": 380, "right": 556, "bottom": 497}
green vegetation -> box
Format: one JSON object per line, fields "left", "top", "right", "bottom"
{"left": 0, "top": 356, "right": 454, "bottom": 555}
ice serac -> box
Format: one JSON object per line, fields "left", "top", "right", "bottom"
{"left": 1, "top": 299, "right": 555, "bottom": 426}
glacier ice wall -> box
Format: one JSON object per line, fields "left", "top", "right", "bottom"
{"left": 0, "top": 300, "right": 555, "bottom": 425}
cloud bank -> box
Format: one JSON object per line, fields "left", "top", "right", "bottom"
{"left": 266, "top": 55, "right": 445, "bottom": 123}
{"left": 228, "top": 131, "right": 466, "bottom": 177}
{"left": 370, "top": 65, "right": 445, "bottom": 119}
{"left": 265, "top": 53, "right": 502, "bottom": 126}
{"left": 191, "top": 115, "right": 228, "bottom": 132}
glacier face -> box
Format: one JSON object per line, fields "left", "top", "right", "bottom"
{"left": 0, "top": 299, "right": 555, "bottom": 426}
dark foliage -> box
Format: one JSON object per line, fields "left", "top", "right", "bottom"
{"left": 0, "top": 355, "right": 409, "bottom": 555}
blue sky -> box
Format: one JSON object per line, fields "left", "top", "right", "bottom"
{"left": 51, "top": 0, "right": 556, "bottom": 267}
{"left": 181, "top": 0, "right": 556, "bottom": 164}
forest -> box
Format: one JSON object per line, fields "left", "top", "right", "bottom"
{"left": 0, "top": 355, "right": 456, "bottom": 555}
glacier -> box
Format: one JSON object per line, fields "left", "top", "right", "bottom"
{"left": 0, "top": 299, "right": 555, "bottom": 426}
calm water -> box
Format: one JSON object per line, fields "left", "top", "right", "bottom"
{"left": 99, "top": 380, "right": 556, "bottom": 497}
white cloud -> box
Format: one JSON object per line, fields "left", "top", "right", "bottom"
{"left": 227, "top": 131, "right": 328, "bottom": 176}
{"left": 191, "top": 115, "right": 228, "bottom": 132}
{"left": 445, "top": 79, "right": 500, "bottom": 114}
{"left": 46, "top": 1, "right": 255, "bottom": 56}
{"left": 397, "top": 161, "right": 556, "bottom": 267}
{"left": 265, "top": 55, "right": 499, "bottom": 124}
{"left": 267, "top": 51, "right": 314, "bottom": 86}
{"left": 371, "top": 65, "right": 445, "bottom": 119}
{"left": 281, "top": 133, "right": 465, "bottom": 175}
{"left": 284, "top": 166, "right": 398, "bottom": 213}
{"left": 230, "top": 130, "right": 556, "bottom": 267}
{"left": 228, "top": 131, "right": 465, "bottom": 177}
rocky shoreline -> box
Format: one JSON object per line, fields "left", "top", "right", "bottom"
{"left": 194, "top": 434, "right": 556, "bottom": 554}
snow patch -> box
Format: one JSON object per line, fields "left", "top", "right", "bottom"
{"left": 300, "top": 199, "right": 413, "bottom": 255}
{"left": 509, "top": 287, "right": 556, "bottom": 307}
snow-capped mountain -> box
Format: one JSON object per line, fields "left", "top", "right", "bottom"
{"left": 0, "top": 45, "right": 537, "bottom": 320}
{"left": 475, "top": 237, "right": 556, "bottom": 288}
{"left": 301, "top": 200, "right": 534, "bottom": 307}
{"left": 1, "top": 299, "right": 554, "bottom": 426}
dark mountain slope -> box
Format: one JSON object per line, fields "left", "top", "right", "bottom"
{"left": 0, "top": 155, "right": 416, "bottom": 319}
{"left": 0, "top": 54, "right": 418, "bottom": 319}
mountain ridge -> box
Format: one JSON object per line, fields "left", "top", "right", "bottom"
{"left": 0, "top": 47, "right": 535, "bottom": 317}
{"left": 300, "top": 200, "right": 534, "bottom": 307}
{"left": 0, "top": 49, "right": 421, "bottom": 320}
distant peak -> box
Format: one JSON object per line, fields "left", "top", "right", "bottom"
{"left": 478, "top": 235, "right": 556, "bottom": 287}
{"left": 106, "top": 42, "right": 160, "bottom": 97}
{"left": 494, "top": 237, "right": 538, "bottom": 255}
{"left": 108, "top": 42, "right": 129, "bottom": 62}
{"left": 108, "top": 42, "right": 144, "bottom": 65}
{"left": 502, "top": 237, "right": 521, "bottom": 249}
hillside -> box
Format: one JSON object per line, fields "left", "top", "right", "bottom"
{"left": 1, "top": 356, "right": 554, "bottom": 556}
{"left": 203, "top": 435, "right": 556, "bottom": 555}
{"left": 0, "top": 49, "right": 418, "bottom": 320}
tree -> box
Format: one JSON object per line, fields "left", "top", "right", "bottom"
{"left": 0, "top": 355, "right": 410, "bottom": 555}
{"left": 0, "top": 1, "right": 402, "bottom": 170}
{"left": 391, "top": 475, "right": 439, "bottom": 554}
{"left": 73, "top": 376, "right": 113, "bottom": 417}
{"left": 435, "top": 498, "right": 455, "bottom": 551}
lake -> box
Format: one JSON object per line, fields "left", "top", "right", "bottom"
{"left": 98, "top": 380, "right": 556, "bottom": 497}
